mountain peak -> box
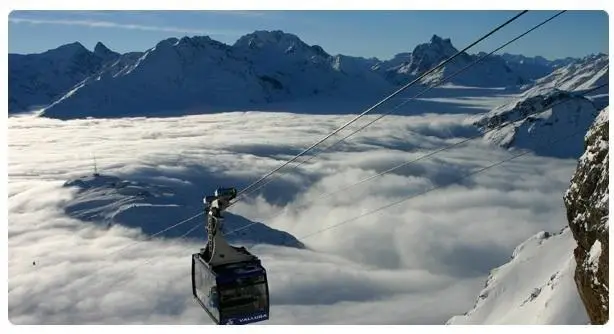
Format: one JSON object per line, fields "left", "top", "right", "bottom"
{"left": 53, "top": 41, "right": 88, "bottom": 54}
{"left": 177, "top": 35, "right": 218, "bottom": 46}
{"left": 251, "top": 29, "right": 299, "bottom": 41}
{"left": 93, "top": 41, "right": 120, "bottom": 62}
{"left": 234, "top": 30, "right": 306, "bottom": 49}
{"left": 430, "top": 34, "right": 451, "bottom": 45}
{"left": 38, "top": 42, "right": 90, "bottom": 60}
{"left": 405, "top": 34, "right": 459, "bottom": 73}
{"left": 94, "top": 42, "right": 115, "bottom": 56}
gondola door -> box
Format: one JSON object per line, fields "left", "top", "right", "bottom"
{"left": 192, "top": 254, "right": 221, "bottom": 324}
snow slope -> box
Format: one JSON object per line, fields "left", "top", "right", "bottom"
{"left": 473, "top": 88, "right": 600, "bottom": 158}
{"left": 522, "top": 54, "right": 609, "bottom": 93}
{"left": 63, "top": 173, "right": 305, "bottom": 248}
{"left": 446, "top": 227, "right": 589, "bottom": 324}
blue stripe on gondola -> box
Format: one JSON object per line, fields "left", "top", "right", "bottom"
{"left": 222, "top": 312, "right": 269, "bottom": 325}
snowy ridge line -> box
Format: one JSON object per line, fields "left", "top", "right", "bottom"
{"left": 274, "top": 10, "right": 567, "bottom": 178}
{"left": 296, "top": 121, "right": 592, "bottom": 241}
{"left": 230, "top": 10, "right": 529, "bottom": 204}
{"left": 223, "top": 82, "right": 608, "bottom": 238}
{"left": 524, "top": 60, "right": 607, "bottom": 96}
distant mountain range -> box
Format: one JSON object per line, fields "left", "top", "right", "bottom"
{"left": 8, "top": 30, "right": 606, "bottom": 119}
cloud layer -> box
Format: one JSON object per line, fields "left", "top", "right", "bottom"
{"left": 8, "top": 17, "right": 242, "bottom": 37}
{"left": 8, "top": 92, "right": 579, "bottom": 324}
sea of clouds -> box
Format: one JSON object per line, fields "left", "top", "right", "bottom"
{"left": 7, "top": 95, "right": 579, "bottom": 324}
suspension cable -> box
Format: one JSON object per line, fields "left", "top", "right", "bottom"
{"left": 106, "top": 92, "right": 605, "bottom": 284}
{"left": 231, "top": 10, "right": 529, "bottom": 204}
{"left": 103, "top": 114, "right": 599, "bottom": 285}
{"left": 86, "top": 9, "right": 602, "bottom": 281}
{"left": 296, "top": 125, "right": 592, "bottom": 241}
{"left": 229, "top": 10, "right": 566, "bottom": 200}
{"left": 223, "top": 82, "right": 607, "bottom": 237}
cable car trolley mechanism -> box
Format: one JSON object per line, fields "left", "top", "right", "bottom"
{"left": 191, "top": 187, "right": 270, "bottom": 325}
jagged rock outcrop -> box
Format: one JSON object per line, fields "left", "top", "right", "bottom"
{"left": 563, "top": 107, "right": 609, "bottom": 324}
{"left": 378, "top": 35, "right": 525, "bottom": 87}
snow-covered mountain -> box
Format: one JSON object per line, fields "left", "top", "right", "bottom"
{"left": 8, "top": 42, "right": 121, "bottom": 113}
{"left": 449, "top": 106, "right": 609, "bottom": 325}
{"left": 563, "top": 107, "right": 609, "bottom": 324}
{"left": 522, "top": 54, "right": 609, "bottom": 93}
{"left": 446, "top": 228, "right": 588, "bottom": 324}
{"left": 37, "top": 31, "right": 397, "bottom": 119}
{"left": 10, "top": 31, "right": 569, "bottom": 120}
{"left": 232, "top": 30, "right": 392, "bottom": 99}
{"left": 62, "top": 173, "right": 305, "bottom": 248}
{"left": 500, "top": 53, "right": 577, "bottom": 81}
{"left": 501, "top": 53, "right": 577, "bottom": 68}
{"left": 377, "top": 35, "right": 526, "bottom": 87}
{"left": 473, "top": 88, "right": 600, "bottom": 158}
{"left": 39, "top": 36, "right": 272, "bottom": 119}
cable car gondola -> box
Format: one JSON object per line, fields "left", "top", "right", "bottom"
{"left": 191, "top": 187, "right": 270, "bottom": 325}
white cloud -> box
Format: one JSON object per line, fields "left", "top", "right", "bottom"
{"left": 7, "top": 92, "right": 579, "bottom": 324}
{"left": 8, "top": 17, "right": 243, "bottom": 37}
{"left": 205, "top": 10, "right": 271, "bottom": 17}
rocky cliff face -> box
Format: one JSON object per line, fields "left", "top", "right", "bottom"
{"left": 563, "top": 107, "right": 609, "bottom": 324}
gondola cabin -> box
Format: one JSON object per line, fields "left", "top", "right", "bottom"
{"left": 191, "top": 251, "right": 270, "bottom": 325}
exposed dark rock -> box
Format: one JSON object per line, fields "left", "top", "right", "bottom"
{"left": 563, "top": 107, "right": 609, "bottom": 324}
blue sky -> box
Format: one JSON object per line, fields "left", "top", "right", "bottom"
{"left": 8, "top": 10, "right": 609, "bottom": 60}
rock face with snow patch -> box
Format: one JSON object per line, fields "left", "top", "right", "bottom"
{"left": 62, "top": 173, "right": 305, "bottom": 249}
{"left": 474, "top": 88, "right": 599, "bottom": 158}
{"left": 563, "top": 107, "right": 609, "bottom": 324}
{"left": 446, "top": 228, "right": 588, "bottom": 324}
